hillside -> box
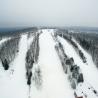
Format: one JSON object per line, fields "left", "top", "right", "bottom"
{"left": 0, "top": 29, "right": 98, "bottom": 98}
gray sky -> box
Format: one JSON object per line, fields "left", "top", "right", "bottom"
{"left": 0, "top": 0, "right": 98, "bottom": 27}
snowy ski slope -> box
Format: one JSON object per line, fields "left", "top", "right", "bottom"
{"left": 0, "top": 29, "right": 98, "bottom": 98}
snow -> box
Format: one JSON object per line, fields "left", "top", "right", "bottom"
{"left": 30, "top": 29, "right": 74, "bottom": 98}
{"left": 72, "top": 38, "right": 98, "bottom": 91}
{"left": 58, "top": 36, "right": 98, "bottom": 97}
{"left": 76, "top": 83, "right": 98, "bottom": 98}
{"left": 0, "top": 29, "right": 98, "bottom": 98}
{"left": 0, "top": 34, "right": 29, "bottom": 98}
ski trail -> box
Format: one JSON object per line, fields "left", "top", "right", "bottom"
{"left": 0, "top": 34, "right": 29, "bottom": 98}
{"left": 58, "top": 36, "right": 98, "bottom": 91}
{"left": 30, "top": 29, "right": 74, "bottom": 98}
{"left": 10, "top": 34, "right": 28, "bottom": 98}
{"left": 0, "top": 30, "right": 98, "bottom": 98}
{"left": 72, "top": 38, "right": 98, "bottom": 91}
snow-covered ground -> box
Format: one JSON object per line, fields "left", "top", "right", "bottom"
{"left": 0, "top": 29, "right": 98, "bottom": 98}
{"left": 0, "top": 34, "right": 28, "bottom": 98}
{"left": 30, "top": 30, "right": 74, "bottom": 98}
{"left": 58, "top": 36, "right": 98, "bottom": 98}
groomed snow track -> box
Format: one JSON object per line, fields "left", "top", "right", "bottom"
{"left": 0, "top": 29, "right": 98, "bottom": 98}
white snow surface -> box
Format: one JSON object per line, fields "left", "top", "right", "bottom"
{"left": 0, "top": 34, "right": 29, "bottom": 98}
{"left": 0, "top": 29, "right": 98, "bottom": 98}
{"left": 58, "top": 36, "right": 98, "bottom": 98}
{"left": 30, "top": 30, "right": 74, "bottom": 98}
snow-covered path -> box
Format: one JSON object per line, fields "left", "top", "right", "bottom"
{"left": 0, "top": 29, "right": 98, "bottom": 98}
{"left": 0, "top": 34, "right": 29, "bottom": 98}
{"left": 58, "top": 36, "right": 98, "bottom": 97}
{"left": 10, "top": 34, "right": 28, "bottom": 98}
{"left": 72, "top": 38, "right": 98, "bottom": 90}
{"left": 30, "top": 30, "right": 74, "bottom": 98}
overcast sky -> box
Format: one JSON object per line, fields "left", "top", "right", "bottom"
{"left": 0, "top": 0, "right": 98, "bottom": 27}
